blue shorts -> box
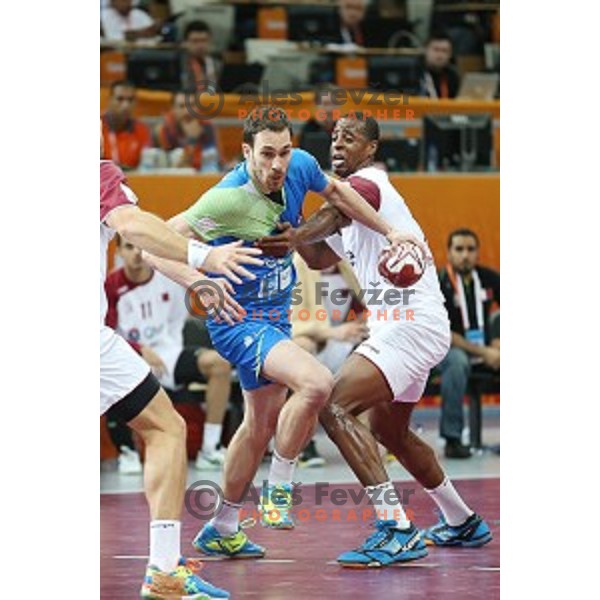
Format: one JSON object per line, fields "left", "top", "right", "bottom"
{"left": 207, "top": 318, "right": 292, "bottom": 390}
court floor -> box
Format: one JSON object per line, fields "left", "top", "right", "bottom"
{"left": 101, "top": 408, "right": 500, "bottom": 599}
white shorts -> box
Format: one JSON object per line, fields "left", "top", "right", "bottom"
{"left": 100, "top": 326, "right": 152, "bottom": 415}
{"left": 354, "top": 316, "right": 450, "bottom": 403}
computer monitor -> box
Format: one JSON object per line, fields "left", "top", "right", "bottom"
{"left": 457, "top": 73, "right": 499, "bottom": 100}
{"left": 127, "top": 49, "right": 182, "bottom": 91}
{"left": 301, "top": 131, "right": 331, "bottom": 170}
{"left": 287, "top": 6, "right": 336, "bottom": 43}
{"left": 375, "top": 138, "right": 421, "bottom": 172}
{"left": 422, "top": 114, "right": 494, "bottom": 172}
{"left": 261, "top": 53, "right": 316, "bottom": 92}
{"left": 367, "top": 55, "right": 423, "bottom": 95}
{"left": 218, "top": 63, "right": 264, "bottom": 94}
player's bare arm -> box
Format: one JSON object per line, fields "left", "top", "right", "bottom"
{"left": 109, "top": 204, "right": 263, "bottom": 282}
{"left": 256, "top": 204, "right": 346, "bottom": 268}
{"left": 321, "top": 178, "right": 429, "bottom": 254}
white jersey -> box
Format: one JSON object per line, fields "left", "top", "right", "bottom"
{"left": 105, "top": 267, "right": 188, "bottom": 390}
{"left": 325, "top": 166, "right": 451, "bottom": 402}
{"left": 325, "top": 166, "right": 448, "bottom": 331}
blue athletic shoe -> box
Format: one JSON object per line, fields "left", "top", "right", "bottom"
{"left": 259, "top": 483, "right": 295, "bottom": 529}
{"left": 141, "top": 557, "right": 229, "bottom": 599}
{"left": 337, "top": 520, "right": 428, "bottom": 568}
{"left": 192, "top": 523, "right": 266, "bottom": 559}
{"left": 422, "top": 513, "right": 493, "bottom": 547}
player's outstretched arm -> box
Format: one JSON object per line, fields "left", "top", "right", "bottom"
{"left": 321, "top": 178, "right": 430, "bottom": 255}
{"left": 107, "top": 205, "right": 263, "bottom": 280}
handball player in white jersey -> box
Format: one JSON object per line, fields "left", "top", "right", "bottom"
{"left": 100, "top": 141, "right": 262, "bottom": 597}
{"left": 257, "top": 114, "right": 492, "bottom": 568}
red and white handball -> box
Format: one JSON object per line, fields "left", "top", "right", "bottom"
{"left": 378, "top": 241, "right": 427, "bottom": 288}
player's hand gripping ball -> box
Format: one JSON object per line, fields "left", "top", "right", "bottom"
{"left": 378, "top": 241, "right": 426, "bottom": 288}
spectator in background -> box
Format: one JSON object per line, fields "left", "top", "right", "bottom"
{"left": 101, "top": 80, "right": 151, "bottom": 170}
{"left": 420, "top": 31, "right": 461, "bottom": 99}
{"left": 436, "top": 229, "right": 500, "bottom": 459}
{"left": 330, "top": 0, "right": 368, "bottom": 47}
{"left": 155, "top": 91, "right": 222, "bottom": 172}
{"left": 291, "top": 253, "right": 369, "bottom": 467}
{"left": 299, "top": 85, "right": 340, "bottom": 170}
{"left": 181, "top": 21, "right": 222, "bottom": 92}
{"left": 105, "top": 235, "right": 234, "bottom": 471}
{"left": 101, "top": 0, "right": 159, "bottom": 42}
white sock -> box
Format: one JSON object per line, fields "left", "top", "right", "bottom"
{"left": 425, "top": 477, "right": 474, "bottom": 526}
{"left": 366, "top": 482, "right": 411, "bottom": 529}
{"left": 268, "top": 449, "right": 297, "bottom": 486}
{"left": 209, "top": 499, "right": 241, "bottom": 536}
{"left": 202, "top": 423, "right": 222, "bottom": 454}
{"left": 149, "top": 520, "right": 180, "bottom": 572}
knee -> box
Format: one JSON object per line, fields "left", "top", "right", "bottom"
{"left": 301, "top": 368, "right": 334, "bottom": 411}
{"left": 168, "top": 411, "right": 187, "bottom": 441}
{"left": 199, "top": 351, "right": 232, "bottom": 378}
{"left": 442, "top": 348, "right": 471, "bottom": 377}
{"left": 319, "top": 400, "right": 350, "bottom": 435}
{"left": 210, "top": 355, "right": 232, "bottom": 378}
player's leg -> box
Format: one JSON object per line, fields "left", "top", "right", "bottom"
{"left": 259, "top": 340, "right": 334, "bottom": 527}
{"left": 367, "top": 399, "right": 493, "bottom": 548}
{"left": 193, "top": 383, "right": 287, "bottom": 558}
{"left": 263, "top": 340, "right": 334, "bottom": 459}
{"left": 101, "top": 328, "right": 229, "bottom": 599}
{"left": 293, "top": 335, "right": 326, "bottom": 468}
{"left": 196, "top": 349, "right": 232, "bottom": 469}
{"left": 318, "top": 354, "right": 427, "bottom": 567}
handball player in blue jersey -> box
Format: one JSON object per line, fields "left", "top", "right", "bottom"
{"left": 145, "top": 106, "right": 410, "bottom": 558}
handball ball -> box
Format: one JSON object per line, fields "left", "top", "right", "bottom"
{"left": 378, "top": 241, "right": 426, "bottom": 288}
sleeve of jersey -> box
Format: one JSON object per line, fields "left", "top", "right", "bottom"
{"left": 347, "top": 175, "right": 381, "bottom": 211}
{"left": 295, "top": 149, "right": 329, "bottom": 193}
{"left": 324, "top": 233, "right": 346, "bottom": 259}
{"left": 182, "top": 188, "right": 241, "bottom": 242}
{"left": 100, "top": 161, "right": 138, "bottom": 223}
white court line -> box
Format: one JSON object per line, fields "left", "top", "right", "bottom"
{"left": 113, "top": 555, "right": 296, "bottom": 564}
{"left": 469, "top": 566, "right": 500, "bottom": 571}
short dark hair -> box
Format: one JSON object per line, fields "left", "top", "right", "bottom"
{"left": 184, "top": 20, "right": 211, "bottom": 39}
{"left": 427, "top": 30, "right": 453, "bottom": 46}
{"left": 339, "top": 112, "right": 380, "bottom": 142}
{"left": 447, "top": 228, "right": 479, "bottom": 249}
{"left": 110, "top": 79, "right": 136, "bottom": 95}
{"left": 243, "top": 106, "right": 293, "bottom": 146}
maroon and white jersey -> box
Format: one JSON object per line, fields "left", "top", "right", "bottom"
{"left": 105, "top": 267, "right": 188, "bottom": 389}
{"left": 100, "top": 160, "right": 138, "bottom": 326}
{"left": 326, "top": 166, "right": 448, "bottom": 330}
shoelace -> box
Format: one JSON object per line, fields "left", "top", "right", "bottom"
{"left": 180, "top": 558, "right": 204, "bottom": 574}
{"left": 359, "top": 521, "right": 396, "bottom": 550}
{"left": 239, "top": 517, "right": 257, "bottom": 530}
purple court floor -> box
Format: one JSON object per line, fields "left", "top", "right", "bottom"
{"left": 101, "top": 478, "right": 499, "bottom": 599}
